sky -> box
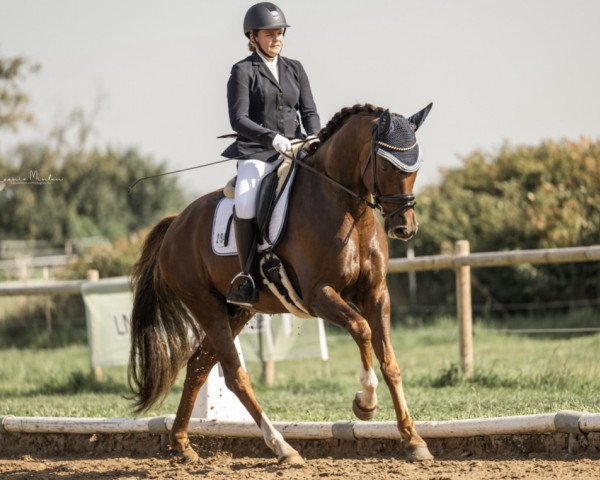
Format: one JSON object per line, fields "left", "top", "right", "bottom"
{"left": 1, "top": 0, "right": 599, "bottom": 197}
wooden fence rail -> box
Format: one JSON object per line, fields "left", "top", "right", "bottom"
{"left": 0, "top": 278, "right": 94, "bottom": 296}
{"left": 391, "top": 243, "right": 600, "bottom": 377}
{"left": 388, "top": 244, "right": 600, "bottom": 273}
{"left": 2, "top": 245, "right": 598, "bottom": 296}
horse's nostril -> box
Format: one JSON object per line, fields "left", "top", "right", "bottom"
{"left": 393, "top": 226, "right": 410, "bottom": 237}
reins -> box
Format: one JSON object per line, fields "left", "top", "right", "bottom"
{"left": 129, "top": 125, "right": 417, "bottom": 218}
{"left": 281, "top": 127, "right": 419, "bottom": 217}
{"left": 127, "top": 139, "right": 378, "bottom": 209}
{"left": 290, "top": 124, "right": 419, "bottom": 218}
{"left": 279, "top": 144, "right": 379, "bottom": 211}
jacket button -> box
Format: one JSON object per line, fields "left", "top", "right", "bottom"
{"left": 277, "top": 106, "right": 282, "bottom": 110}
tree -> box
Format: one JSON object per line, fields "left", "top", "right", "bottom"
{"left": 0, "top": 142, "right": 186, "bottom": 243}
{"left": 0, "top": 52, "right": 39, "bottom": 131}
{"left": 0, "top": 52, "right": 186, "bottom": 249}
{"left": 390, "top": 138, "right": 600, "bottom": 319}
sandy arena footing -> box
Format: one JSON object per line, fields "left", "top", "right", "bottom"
{"left": 1, "top": 433, "right": 600, "bottom": 480}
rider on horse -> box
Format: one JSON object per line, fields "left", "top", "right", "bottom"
{"left": 222, "top": 2, "right": 321, "bottom": 307}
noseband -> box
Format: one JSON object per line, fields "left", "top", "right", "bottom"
{"left": 367, "top": 124, "right": 417, "bottom": 218}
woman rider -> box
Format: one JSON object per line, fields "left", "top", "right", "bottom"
{"left": 223, "top": 2, "right": 321, "bottom": 307}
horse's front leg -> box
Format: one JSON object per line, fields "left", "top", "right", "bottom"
{"left": 362, "top": 287, "right": 433, "bottom": 461}
{"left": 311, "top": 285, "right": 378, "bottom": 420}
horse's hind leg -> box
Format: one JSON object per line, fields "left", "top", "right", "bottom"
{"left": 364, "top": 289, "right": 433, "bottom": 461}
{"left": 169, "top": 309, "right": 252, "bottom": 462}
{"left": 204, "top": 319, "right": 304, "bottom": 465}
{"left": 169, "top": 337, "right": 217, "bottom": 462}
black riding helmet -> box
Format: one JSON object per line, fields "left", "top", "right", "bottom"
{"left": 243, "top": 2, "right": 290, "bottom": 37}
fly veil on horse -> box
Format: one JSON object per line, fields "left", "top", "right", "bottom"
{"left": 128, "top": 102, "right": 434, "bottom": 464}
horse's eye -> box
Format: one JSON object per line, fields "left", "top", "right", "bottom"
{"left": 379, "top": 161, "right": 390, "bottom": 172}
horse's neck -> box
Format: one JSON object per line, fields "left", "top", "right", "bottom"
{"left": 301, "top": 116, "right": 374, "bottom": 219}
{"left": 313, "top": 116, "right": 372, "bottom": 193}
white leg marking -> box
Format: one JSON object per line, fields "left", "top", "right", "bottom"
{"left": 356, "top": 368, "right": 378, "bottom": 409}
{"left": 260, "top": 412, "right": 298, "bottom": 459}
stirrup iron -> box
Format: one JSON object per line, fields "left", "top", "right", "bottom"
{"left": 226, "top": 272, "right": 258, "bottom": 307}
{"left": 229, "top": 272, "right": 256, "bottom": 290}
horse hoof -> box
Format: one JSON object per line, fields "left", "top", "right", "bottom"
{"left": 352, "top": 397, "right": 377, "bottom": 421}
{"left": 173, "top": 447, "right": 199, "bottom": 464}
{"left": 406, "top": 445, "right": 434, "bottom": 462}
{"left": 278, "top": 452, "right": 305, "bottom": 466}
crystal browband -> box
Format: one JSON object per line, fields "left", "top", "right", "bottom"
{"left": 376, "top": 140, "right": 418, "bottom": 152}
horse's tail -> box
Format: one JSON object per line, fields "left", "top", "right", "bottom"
{"left": 127, "top": 216, "right": 202, "bottom": 413}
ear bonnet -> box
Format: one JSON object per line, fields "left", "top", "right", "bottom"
{"left": 375, "top": 111, "right": 422, "bottom": 172}
{"left": 375, "top": 103, "right": 432, "bottom": 172}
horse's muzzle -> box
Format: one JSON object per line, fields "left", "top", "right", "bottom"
{"left": 386, "top": 217, "right": 418, "bottom": 241}
{"left": 388, "top": 225, "right": 418, "bottom": 241}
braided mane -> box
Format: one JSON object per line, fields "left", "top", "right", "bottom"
{"left": 318, "top": 104, "right": 386, "bottom": 145}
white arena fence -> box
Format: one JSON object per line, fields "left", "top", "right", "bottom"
{"left": 2, "top": 410, "right": 600, "bottom": 440}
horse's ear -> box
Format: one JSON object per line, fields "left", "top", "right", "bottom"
{"left": 377, "top": 109, "right": 392, "bottom": 136}
{"left": 408, "top": 102, "right": 433, "bottom": 131}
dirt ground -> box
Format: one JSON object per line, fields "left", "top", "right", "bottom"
{"left": 1, "top": 454, "right": 600, "bottom": 480}
{"left": 1, "top": 433, "right": 599, "bottom": 479}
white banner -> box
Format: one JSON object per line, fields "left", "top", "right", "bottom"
{"left": 81, "top": 277, "right": 132, "bottom": 369}
{"left": 80, "top": 278, "right": 328, "bottom": 369}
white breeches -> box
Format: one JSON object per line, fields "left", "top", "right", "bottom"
{"left": 235, "top": 159, "right": 279, "bottom": 219}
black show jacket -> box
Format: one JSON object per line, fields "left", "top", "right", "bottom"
{"left": 222, "top": 52, "right": 321, "bottom": 161}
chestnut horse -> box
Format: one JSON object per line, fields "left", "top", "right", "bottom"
{"left": 128, "top": 103, "right": 433, "bottom": 464}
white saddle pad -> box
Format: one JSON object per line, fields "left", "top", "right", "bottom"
{"left": 211, "top": 167, "right": 297, "bottom": 256}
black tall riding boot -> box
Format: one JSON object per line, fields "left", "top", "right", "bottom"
{"left": 226, "top": 215, "right": 259, "bottom": 307}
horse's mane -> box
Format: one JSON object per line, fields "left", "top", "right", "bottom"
{"left": 317, "top": 104, "right": 386, "bottom": 145}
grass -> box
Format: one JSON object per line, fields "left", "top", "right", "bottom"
{"left": 0, "top": 319, "right": 599, "bottom": 421}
